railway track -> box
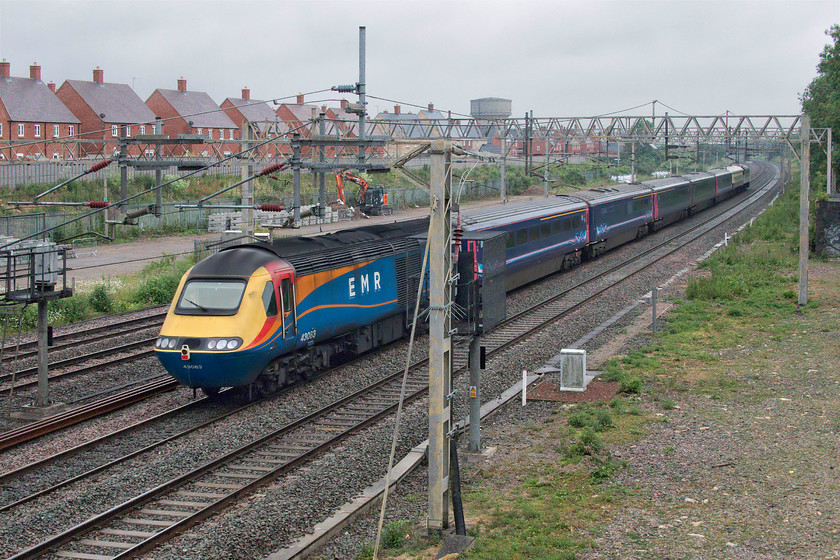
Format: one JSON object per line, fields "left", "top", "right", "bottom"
{"left": 0, "top": 376, "right": 178, "bottom": 452}
{"left": 0, "top": 337, "right": 158, "bottom": 394}
{"left": 0, "top": 310, "right": 166, "bottom": 365}
{"left": 6, "top": 162, "right": 780, "bottom": 560}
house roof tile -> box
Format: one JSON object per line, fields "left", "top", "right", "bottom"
{"left": 0, "top": 77, "right": 79, "bottom": 123}
{"left": 155, "top": 88, "right": 236, "bottom": 129}
{"left": 65, "top": 80, "right": 156, "bottom": 124}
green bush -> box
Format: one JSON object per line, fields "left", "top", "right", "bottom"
{"left": 619, "top": 376, "right": 643, "bottom": 394}
{"left": 568, "top": 405, "right": 613, "bottom": 432}
{"left": 567, "top": 427, "right": 603, "bottom": 457}
{"left": 133, "top": 275, "right": 180, "bottom": 305}
{"left": 382, "top": 520, "right": 410, "bottom": 549}
{"left": 88, "top": 284, "right": 114, "bottom": 313}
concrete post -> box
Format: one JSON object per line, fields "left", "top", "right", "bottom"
{"left": 468, "top": 336, "right": 481, "bottom": 452}
{"left": 292, "top": 134, "right": 301, "bottom": 227}
{"left": 35, "top": 300, "right": 49, "bottom": 407}
{"left": 119, "top": 128, "right": 128, "bottom": 204}
{"left": 428, "top": 139, "right": 452, "bottom": 532}
{"left": 543, "top": 135, "right": 550, "bottom": 198}
{"left": 827, "top": 127, "right": 833, "bottom": 196}
{"left": 357, "top": 26, "right": 366, "bottom": 168}
{"left": 319, "top": 113, "right": 327, "bottom": 220}
{"left": 500, "top": 137, "right": 507, "bottom": 203}
{"left": 799, "top": 115, "right": 811, "bottom": 306}
{"left": 631, "top": 141, "right": 636, "bottom": 182}
{"left": 241, "top": 123, "right": 254, "bottom": 238}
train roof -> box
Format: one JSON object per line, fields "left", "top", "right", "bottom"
{"left": 683, "top": 171, "right": 715, "bottom": 182}
{"left": 565, "top": 183, "right": 652, "bottom": 205}
{"left": 460, "top": 196, "right": 587, "bottom": 230}
{"left": 640, "top": 177, "right": 690, "bottom": 191}
{"left": 190, "top": 219, "right": 429, "bottom": 279}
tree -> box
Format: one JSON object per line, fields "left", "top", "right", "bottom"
{"left": 801, "top": 24, "right": 840, "bottom": 188}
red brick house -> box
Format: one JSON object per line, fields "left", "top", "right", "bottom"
{"left": 0, "top": 61, "right": 80, "bottom": 160}
{"left": 145, "top": 78, "right": 238, "bottom": 156}
{"left": 221, "top": 87, "right": 286, "bottom": 158}
{"left": 275, "top": 94, "right": 339, "bottom": 157}
{"left": 56, "top": 67, "right": 158, "bottom": 157}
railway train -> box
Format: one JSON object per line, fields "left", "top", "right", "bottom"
{"left": 155, "top": 164, "right": 751, "bottom": 397}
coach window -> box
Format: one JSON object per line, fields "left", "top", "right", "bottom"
{"left": 506, "top": 231, "right": 515, "bottom": 248}
{"left": 541, "top": 223, "right": 551, "bottom": 238}
{"left": 552, "top": 220, "right": 562, "bottom": 235}
{"left": 516, "top": 229, "right": 528, "bottom": 245}
{"left": 529, "top": 225, "right": 540, "bottom": 241}
{"left": 262, "top": 281, "right": 277, "bottom": 317}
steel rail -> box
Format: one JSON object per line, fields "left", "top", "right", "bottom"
{"left": 0, "top": 312, "right": 166, "bottom": 364}
{"left": 0, "top": 376, "right": 178, "bottom": 452}
{"left": 0, "top": 338, "right": 157, "bottom": 392}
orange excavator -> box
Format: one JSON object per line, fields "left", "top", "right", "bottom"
{"left": 334, "top": 171, "right": 393, "bottom": 216}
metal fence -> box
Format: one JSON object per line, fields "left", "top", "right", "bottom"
{"left": 0, "top": 160, "right": 249, "bottom": 188}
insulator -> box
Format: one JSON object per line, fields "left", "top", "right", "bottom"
{"left": 125, "top": 206, "right": 153, "bottom": 219}
{"left": 86, "top": 160, "right": 112, "bottom": 174}
{"left": 331, "top": 84, "right": 356, "bottom": 93}
{"left": 87, "top": 201, "right": 109, "bottom": 208}
{"left": 259, "top": 162, "right": 287, "bottom": 176}
{"left": 453, "top": 226, "right": 464, "bottom": 243}
{"left": 257, "top": 204, "right": 285, "bottom": 212}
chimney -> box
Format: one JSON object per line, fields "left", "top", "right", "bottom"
{"left": 0, "top": 59, "right": 9, "bottom": 79}
{"left": 341, "top": 99, "right": 348, "bottom": 109}
{"left": 241, "top": 87, "right": 250, "bottom": 101}
{"left": 47, "top": 81, "right": 56, "bottom": 93}
{"left": 428, "top": 102, "right": 434, "bottom": 111}
{"left": 30, "top": 62, "right": 41, "bottom": 81}
{"left": 177, "top": 77, "right": 187, "bottom": 92}
{"left": 93, "top": 66, "right": 104, "bottom": 84}
{"left": 296, "top": 93, "right": 304, "bottom": 104}
{"left": 321, "top": 105, "right": 327, "bottom": 113}
{"left": 394, "top": 105, "right": 401, "bottom": 115}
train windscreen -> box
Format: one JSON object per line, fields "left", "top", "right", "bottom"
{"left": 176, "top": 279, "right": 247, "bottom": 315}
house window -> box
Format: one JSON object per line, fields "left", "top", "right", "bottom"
{"left": 229, "top": 129, "right": 234, "bottom": 140}
{"left": 18, "top": 124, "right": 25, "bottom": 137}
{"left": 53, "top": 125, "right": 60, "bottom": 138}
{"left": 34, "top": 124, "right": 40, "bottom": 137}
{"left": 140, "top": 125, "right": 146, "bottom": 135}
{"left": 0, "top": 124, "right": 3, "bottom": 137}
{"left": 112, "top": 125, "right": 118, "bottom": 137}
{"left": 69, "top": 125, "right": 74, "bottom": 136}
{"left": 125, "top": 126, "right": 131, "bottom": 137}
{"left": 197, "top": 128, "right": 202, "bottom": 135}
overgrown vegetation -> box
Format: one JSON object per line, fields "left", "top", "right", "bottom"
{"left": 15, "top": 254, "right": 195, "bottom": 330}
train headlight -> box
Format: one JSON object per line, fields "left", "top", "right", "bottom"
{"left": 159, "top": 337, "right": 168, "bottom": 348}
{"left": 227, "top": 340, "right": 239, "bottom": 350}
{"left": 167, "top": 339, "right": 177, "bottom": 349}
{"left": 208, "top": 340, "right": 217, "bottom": 349}
{"left": 219, "top": 339, "right": 231, "bottom": 349}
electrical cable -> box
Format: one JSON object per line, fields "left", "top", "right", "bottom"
{"left": 656, "top": 101, "right": 692, "bottom": 117}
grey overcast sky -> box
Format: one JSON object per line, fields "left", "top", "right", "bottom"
{"left": 1, "top": 0, "right": 838, "bottom": 118}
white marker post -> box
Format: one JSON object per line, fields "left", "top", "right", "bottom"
{"left": 522, "top": 370, "right": 527, "bottom": 406}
